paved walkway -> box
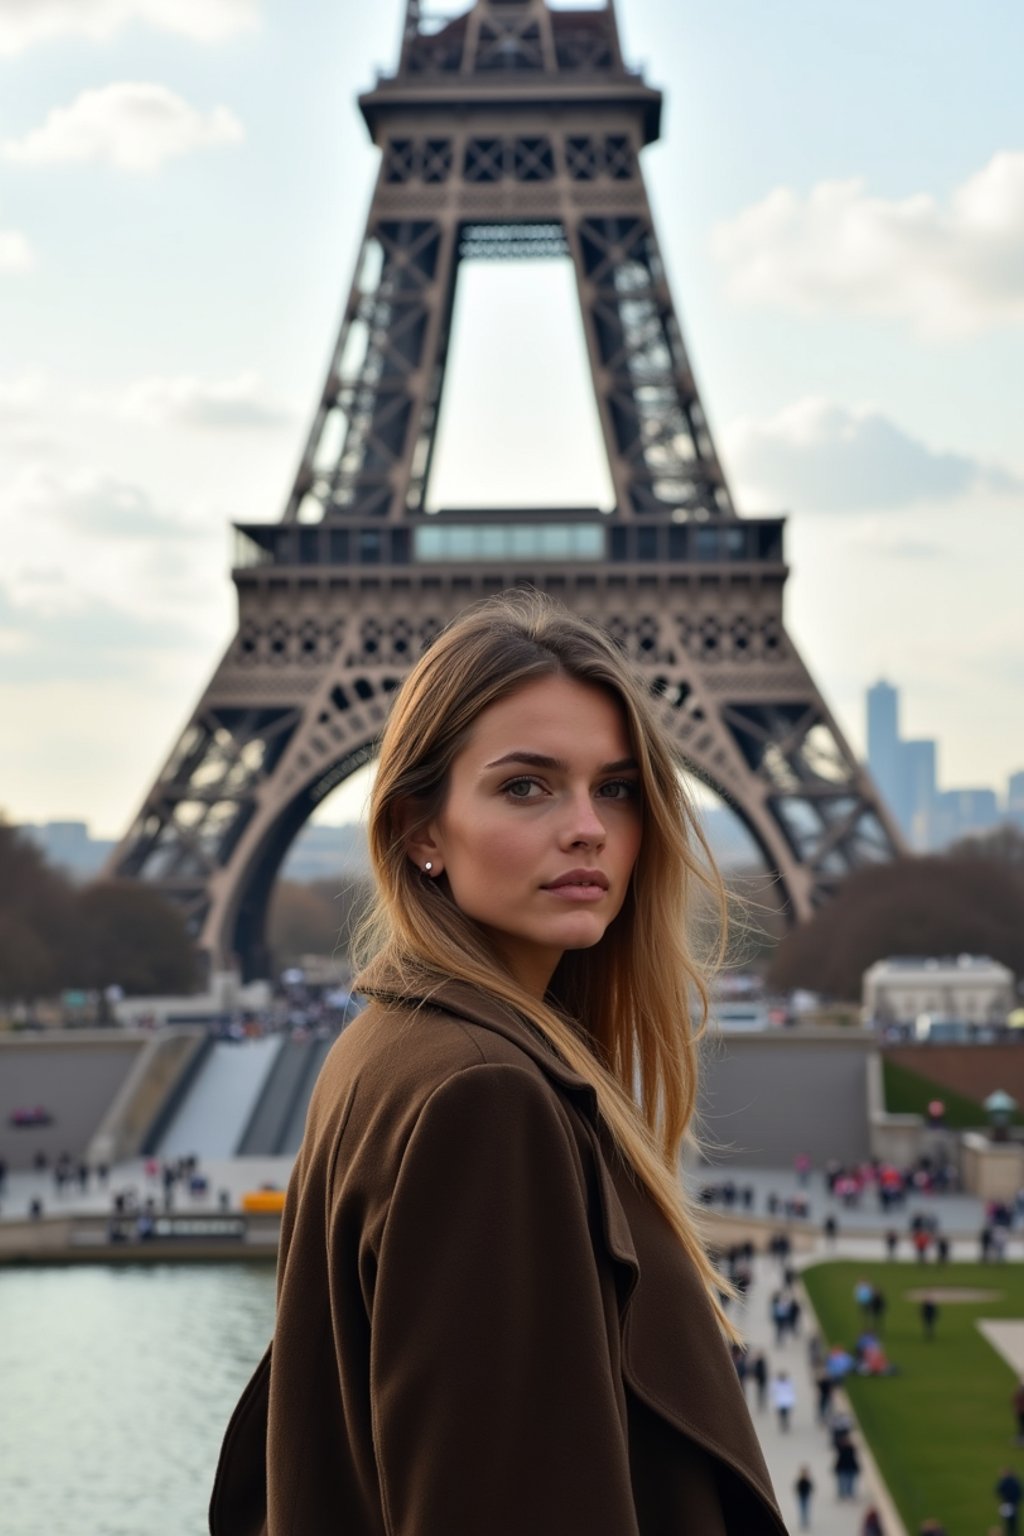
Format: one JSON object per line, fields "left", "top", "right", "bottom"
{"left": 977, "top": 1319, "right": 1024, "bottom": 1374}
{"left": 0, "top": 1154, "right": 294, "bottom": 1222}
{"left": 688, "top": 1163, "right": 990, "bottom": 1238}
{"left": 738, "top": 1249, "right": 909, "bottom": 1536}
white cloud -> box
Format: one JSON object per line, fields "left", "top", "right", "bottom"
{"left": 0, "top": 578, "right": 198, "bottom": 682}
{"left": 0, "top": 462, "right": 219, "bottom": 621}
{"left": 712, "top": 151, "right": 1024, "bottom": 339}
{"left": 0, "top": 0, "right": 259, "bottom": 56}
{"left": 0, "top": 373, "right": 46, "bottom": 415}
{"left": 0, "top": 223, "right": 33, "bottom": 271}
{"left": 1, "top": 83, "right": 244, "bottom": 173}
{"left": 724, "top": 397, "right": 1021, "bottom": 513}
{"left": 115, "top": 371, "right": 293, "bottom": 429}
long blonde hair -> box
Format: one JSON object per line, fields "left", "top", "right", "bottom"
{"left": 354, "top": 589, "right": 735, "bottom": 1337}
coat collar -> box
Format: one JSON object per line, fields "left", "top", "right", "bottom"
{"left": 356, "top": 964, "right": 600, "bottom": 1103}
{"left": 358, "top": 966, "right": 784, "bottom": 1529}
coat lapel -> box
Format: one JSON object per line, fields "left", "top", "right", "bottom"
{"left": 597, "top": 1140, "right": 785, "bottom": 1527}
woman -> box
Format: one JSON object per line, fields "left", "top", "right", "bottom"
{"left": 210, "top": 591, "right": 785, "bottom": 1535}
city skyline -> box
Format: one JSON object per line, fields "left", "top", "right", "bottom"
{"left": 2, "top": 0, "right": 1023, "bottom": 837}
{"left": 867, "top": 676, "right": 1022, "bottom": 853}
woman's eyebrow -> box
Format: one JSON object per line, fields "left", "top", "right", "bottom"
{"left": 484, "top": 751, "right": 638, "bottom": 773}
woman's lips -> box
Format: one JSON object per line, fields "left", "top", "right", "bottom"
{"left": 541, "top": 883, "right": 608, "bottom": 902}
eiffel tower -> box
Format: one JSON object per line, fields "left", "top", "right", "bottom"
{"left": 110, "top": 0, "right": 902, "bottom": 980}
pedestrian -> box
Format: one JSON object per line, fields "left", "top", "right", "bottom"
{"left": 921, "top": 1294, "right": 939, "bottom": 1340}
{"left": 855, "top": 1277, "right": 875, "bottom": 1318}
{"left": 834, "top": 1433, "right": 861, "bottom": 1499}
{"left": 794, "top": 1466, "right": 814, "bottom": 1530}
{"left": 862, "top": 1508, "right": 884, "bottom": 1534}
{"left": 997, "top": 1466, "right": 1024, "bottom": 1536}
{"left": 771, "top": 1290, "right": 790, "bottom": 1345}
{"left": 771, "top": 1370, "right": 796, "bottom": 1432}
{"left": 869, "top": 1285, "right": 887, "bottom": 1333}
{"left": 824, "top": 1213, "right": 838, "bottom": 1245}
{"left": 885, "top": 1228, "right": 899, "bottom": 1259}
{"left": 815, "top": 1370, "right": 835, "bottom": 1423}
{"left": 1013, "top": 1379, "right": 1024, "bottom": 1445}
{"left": 208, "top": 593, "right": 785, "bottom": 1535}
{"left": 751, "top": 1350, "right": 769, "bottom": 1412}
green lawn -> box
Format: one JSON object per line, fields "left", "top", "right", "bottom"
{"left": 802, "top": 1260, "right": 1024, "bottom": 1535}
{"left": 882, "top": 1058, "right": 1024, "bottom": 1129}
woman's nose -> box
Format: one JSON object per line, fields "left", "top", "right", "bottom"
{"left": 562, "top": 792, "right": 606, "bottom": 848}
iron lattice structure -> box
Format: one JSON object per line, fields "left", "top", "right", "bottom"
{"left": 110, "top": 0, "right": 902, "bottom": 978}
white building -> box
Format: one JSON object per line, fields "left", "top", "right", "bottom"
{"left": 862, "top": 954, "right": 1015, "bottom": 1027}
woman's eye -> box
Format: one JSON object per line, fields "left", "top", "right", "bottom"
{"left": 599, "top": 779, "right": 640, "bottom": 801}
{"left": 503, "top": 777, "right": 544, "bottom": 800}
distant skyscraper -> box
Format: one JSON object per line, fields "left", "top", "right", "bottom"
{"left": 1007, "top": 769, "right": 1024, "bottom": 831}
{"left": 867, "top": 680, "right": 899, "bottom": 757}
{"left": 867, "top": 680, "right": 904, "bottom": 827}
{"left": 865, "top": 682, "right": 940, "bottom": 848}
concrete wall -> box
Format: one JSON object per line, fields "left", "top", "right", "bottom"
{"left": 0, "top": 1034, "right": 145, "bottom": 1170}
{"left": 697, "top": 1029, "right": 876, "bottom": 1167}
{"left": 0, "top": 1025, "right": 881, "bottom": 1173}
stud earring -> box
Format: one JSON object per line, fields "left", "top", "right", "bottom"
{"left": 424, "top": 862, "right": 433, "bottom": 873}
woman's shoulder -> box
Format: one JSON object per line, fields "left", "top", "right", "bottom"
{"left": 308, "top": 993, "right": 567, "bottom": 1147}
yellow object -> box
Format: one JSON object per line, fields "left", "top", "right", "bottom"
{"left": 241, "top": 1188, "right": 286, "bottom": 1213}
{"left": 1008, "top": 1009, "right": 1024, "bottom": 1031}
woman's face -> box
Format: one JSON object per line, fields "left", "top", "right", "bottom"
{"left": 412, "top": 673, "right": 644, "bottom": 997}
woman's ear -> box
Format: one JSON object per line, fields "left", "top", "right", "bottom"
{"left": 394, "top": 799, "right": 444, "bottom": 878}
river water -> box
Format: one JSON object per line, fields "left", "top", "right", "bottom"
{"left": 0, "top": 1263, "right": 277, "bottom": 1536}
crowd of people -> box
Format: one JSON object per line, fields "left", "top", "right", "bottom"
{"left": 820, "top": 1154, "right": 960, "bottom": 1207}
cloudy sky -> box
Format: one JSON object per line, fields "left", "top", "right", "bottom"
{"left": 1, "top": 0, "right": 1022, "bottom": 838}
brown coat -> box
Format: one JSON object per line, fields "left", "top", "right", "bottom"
{"left": 210, "top": 977, "right": 786, "bottom": 1535}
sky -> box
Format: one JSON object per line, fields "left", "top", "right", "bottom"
{"left": 1, "top": 0, "right": 1022, "bottom": 839}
